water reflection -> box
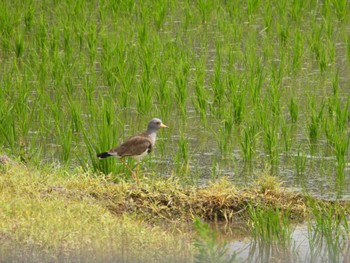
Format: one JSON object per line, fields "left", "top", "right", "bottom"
{"left": 229, "top": 225, "right": 350, "bottom": 263}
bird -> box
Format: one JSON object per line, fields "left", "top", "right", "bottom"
{"left": 97, "top": 118, "right": 168, "bottom": 182}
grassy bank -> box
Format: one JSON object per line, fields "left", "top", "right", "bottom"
{"left": 0, "top": 162, "right": 192, "bottom": 262}
{"left": 1, "top": 161, "right": 349, "bottom": 262}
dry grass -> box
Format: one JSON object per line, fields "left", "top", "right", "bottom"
{"left": 1, "top": 161, "right": 348, "bottom": 262}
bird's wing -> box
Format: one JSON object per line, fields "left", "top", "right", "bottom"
{"left": 108, "top": 135, "right": 152, "bottom": 157}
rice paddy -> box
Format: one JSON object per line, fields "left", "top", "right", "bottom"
{"left": 1, "top": 0, "right": 350, "bottom": 262}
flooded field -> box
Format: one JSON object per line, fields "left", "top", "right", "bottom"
{"left": 1, "top": 0, "right": 350, "bottom": 262}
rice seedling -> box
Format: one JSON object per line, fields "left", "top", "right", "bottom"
{"left": 263, "top": 122, "right": 279, "bottom": 166}
{"left": 193, "top": 62, "right": 208, "bottom": 121}
{"left": 56, "top": 123, "right": 73, "bottom": 164}
{"left": 87, "top": 24, "right": 98, "bottom": 64}
{"left": 289, "top": 97, "right": 299, "bottom": 123}
{"left": 14, "top": 33, "right": 24, "bottom": 59}
{"left": 196, "top": 0, "right": 213, "bottom": 24}
{"left": 334, "top": 132, "right": 349, "bottom": 180}
{"left": 331, "top": 0, "right": 348, "bottom": 22}
{"left": 212, "top": 44, "right": 225, "bottom": 108}
{"left": 175, "top": 132, "right": 190, "bottom": 174}
{"left": 136, "top": 73, "right": 154, "bottom": 114}
{"left": 247, "top": 204, "right": 292, "bottom": 245}
{"left": 214, "top": 118, "right": 234, "bottom": 156}
{"left": 155, "top": 62, "right": 171, "bottom": 110}
{"left": 308, "top": 97, "right": 325, "bottom": 142}
{"left": 246, "top": 205, "right": 295, "bottom": 263}
{"left": 174, "top": 59, "right": 190, "bottom": 116}
{"left": 153, "top": 1, "right": 168, "bottom": 30}
{"left": 193, "top": 218, "right": 236, "bottom": 263}
{"left": 295, "top": 148, "right": 307, "bottom": 176}
{"left": 239, "top": 123, "right": 258, "bottom": 161}
{"left": 307, "top": 199, "right": 349, "bottom": 262}
{"left": 226, "top": 74, "right": 244, "bottom": 125}
{"left": 281, "top": 121, "right": 292, "bottom": 153}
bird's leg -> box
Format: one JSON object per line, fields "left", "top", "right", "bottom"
{"left": 134, "top": 162, "right": 140, "bottom": 183}
{"left": 129, "top": 162, "right": 139, "bottom": 185}
{"left": 121, "top": 158, "right": 139, "bottom": 184}
{"left": 121, "top": 158, "right": 134, "bottom": 174}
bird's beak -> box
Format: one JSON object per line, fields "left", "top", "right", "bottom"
{"left": 160, "top": 123, "right": 168, "bottom": 128}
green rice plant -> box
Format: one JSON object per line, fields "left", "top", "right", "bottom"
{"left": 153, "top": 1, "right": 167, "bottom": 30}
{"left": 56, "top": 123, "right": 73, "bottom": 164}
{"left": 307, "top": 199, "right": 349, "bottom": 262}
{"left": 309, "top": 19, "right": 330, "bottom": 73}
{"left": 324, "top": 96, "right": 349, "bottom": 145}
{"left": 247, "top": 0, "right": 260, "bottom": 20}
{"left": 0, "top": 4, "right": 15, "bottom": 52}
{"left": 248, "top": 56, "right": 264, "bottom": 103}
{"left": 175, "top": 132, "right": 189, "bottom": 169}
{"left": 196, "top": 0, "right": 213, "bottom": 24}
{"left": 263, "top": 2, "right": 272, "bottom": 30}
{"left": 291, "top": 30, "right": 304, "bottom": 72}
{"left": 278, "top": 19, "right": 289, "bottom": 47}
{"left": 240, "top": 123, "right": 258, "bottom": 161}
{"left": 318, "top": 46, "right": 328, "bottom": 74}
{"left": 211, "top": 159, "right": 219, "bottom": 180}
{"left": 247, "top": 203, "right": 295, "bottom": 262}
{"left": 136, "top": 74, "right": 154, "bottom": 114}
{"left": 331, "top": 0, "right": 348, "bottom": 22}
{"left": 335, "top": 97, "right": 349, "bottom": 132}
{"left": 263, "top": 123, "right": 279, "bottom": 166}
{"left": 182, "top": 1, "right": 193, "bottom": 30}
{"left": 247, "top": 204, "right": 292, "bottom": 246}
{"left": 193, "top": 62, "right": 208, "bottom": 121}
{"left": 138, "top": 23, "right": 148, "bottom": 45}
{"left": 308, "top": 97, "right": 324, "bottom": 142}
{"left": 295, "top": 148, "right": 306, "bottom": 176}
{"left": 289, "top": 97, "right": 299, "bottom": 123}
{"left": 291, "top": 0, "right": 304, "bottom": 22}
{"left": 332, "top": 69, "right": 339, "bottom": 96}
{"left": 63, "top": 25, "right": 72, "bottom": 63}
{"left": 155, "top": 62, "right": 171, "bottom": 107}
{"left": 68, "top": 99, "right": 82, "bottom": 133}
{"left": 83, "top": 100, "right": 121, "bottom": 175}
{"left": 212, "top": 44, "right": 224, "bottom": 108}
{"left": 214, "top": 116, "right": 234, "bottom": 156}
{"left": 174, "top": 60, "right": 189, "bottom": 116}
{"left": 193, "top": 218, "right": 236, "bottom": 263}
{"left": 227, "top": 74, "right": 244, "bottom": 125}
{"left": 24, "top": 4, "right": 34, "bottom": 31}
{"left": 334, "top": 132, "right": 349, "bottom": 181}
{"left": 0, "top": 108, "right": 17, "bottom": 151}
{"left": 87, "top": 23, "right": 98, "bottom": 64}
{"left": 268, "top": 81, "right": 281, "bottom": 118}
{"left": 281, "top": 121, "right": 292, "bottom": 153}
{"left": 15, "top": 33, "right": 24, "bottom": 59}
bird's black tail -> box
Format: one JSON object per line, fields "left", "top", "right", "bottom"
{"left": 97, "top": 152, "right": 112, "bottom": 159}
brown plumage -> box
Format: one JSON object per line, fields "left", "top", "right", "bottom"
{"left": 97, "top": 133, "right": 153, "bottom": 160}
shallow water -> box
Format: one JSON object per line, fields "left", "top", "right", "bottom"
{"left": 228, "top": 224, "right": 350, "bottom": 263}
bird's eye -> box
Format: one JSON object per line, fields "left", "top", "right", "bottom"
{"left": 156, "top": 122, "right": 160, "bottom": 125}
